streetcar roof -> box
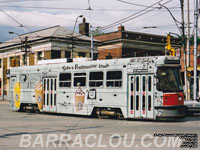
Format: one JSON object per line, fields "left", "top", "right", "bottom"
{"left": 10, "top": 56, "right": 180, "bottom": 73}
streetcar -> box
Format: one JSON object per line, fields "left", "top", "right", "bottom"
{"left": 9, "top": 56, "right": 187, "bottom": 120}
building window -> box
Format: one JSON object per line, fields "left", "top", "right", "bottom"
{"left": 65, "top": 51, "right": 71, "bottom": 58}
{"left": 51, "top": 50, "right": 61, "bottom": 59}
{"left": 10, "top": 57, "right": 13, "bottom": 67}
{"left": 59, "top": 73, "right": 71, "bottom": 87}
{"left": 106, "top": 71, "right": 122, "bottom": 87}
{"left": 10, "top": 57, "right": 16, "bottom": 67}
{"left": 93, "top": 53, "right": 98, "bottom": 60}
{"left": 78, "top": 52, "right": 85, "bottom": 57}
{"left": 74, "top": 73, "right": 86, "bottom": 87}
{"left": 106, "top": 53, "right": 112, "bottom": 59}
{"left": 22, "top": 55, "right": 26, "bottom": 65}
{"left": 37, "top": 51, "right": 42, "bottom": 61}
{"left": 10, "top": 56, "right": 20, "bottom": 67}
{"left": 89, "top": 72, "right": 103, "bottom": 87}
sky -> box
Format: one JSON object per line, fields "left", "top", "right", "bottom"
{"left": 0, "top": 0, "right": 196, "bottom": 42}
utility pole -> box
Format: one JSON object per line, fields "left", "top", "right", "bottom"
{"left": 8, "top": 32, "right": 29, "bottom": 66}
{"left": 186, "top": 0, "right": 190, "bottom": 67}
{"left": 180, "top": 0, "right": 189, "bottom": 100}
{"left": 194, "top": 0, "right": 199, "bottom": 100}
{"left": 90, "top": 25, "right": 94, "bottom": 60}
{"left": 24, "top": 36, "right": 28, "bottom": 66}
{"left": 187, "top": 0, "right": 191, "bottom": 100}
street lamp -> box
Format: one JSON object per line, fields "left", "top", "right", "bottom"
{"left": 9, "top": 32, "right": 22, "bottom": 43}
{"left": 71, "top": 15, "right": 83, "bottom": 59}
{"left": 9, "top": 31, "right": 28, "bottom": 66}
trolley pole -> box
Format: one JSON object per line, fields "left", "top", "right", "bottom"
{"left": 193, "top": 0, "right": 199, "bottom": 101}
{"left": 186, "top": 0, "right": 191, "bottom": 100}
{"left": 180, "top": 0, "right": 189, "bottom": 100}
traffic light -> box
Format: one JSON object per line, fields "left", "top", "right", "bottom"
{"left": 170, "top": 48, "right": 175, "bottom": 56}
{"left": 165, "top": 33, "right": 171, "bottom": 50}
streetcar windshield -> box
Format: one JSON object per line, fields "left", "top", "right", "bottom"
{"left": 156, "top": 67, "right": 183, "bottom": 92}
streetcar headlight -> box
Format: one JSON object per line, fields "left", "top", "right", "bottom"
{"left": 179, "top": 96, "right": 182, "bottom": 101}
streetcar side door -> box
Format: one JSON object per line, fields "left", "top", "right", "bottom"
{"left": 43, "top": 78, "right": 57, "bottom": 112}
{"left": 128, "top": 75, "right": 154, "bottom": 119}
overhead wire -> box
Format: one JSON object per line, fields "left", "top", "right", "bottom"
{"left": 0, "top": 0, "right": 62, "bottom": 3}
{"left": 99, "top": 0, "right": 170, "bottom": 31}
{"left": 0, "top": 8, "right": 43, "bottom": 38}
{"left": 116, "top": 0, "right": 162, "bottom": 8}
{"left": 0, "top": 9, "right": 23, "bottom": 27}
{"left": 0, "top": 5, "right": 181, "bottom": 11}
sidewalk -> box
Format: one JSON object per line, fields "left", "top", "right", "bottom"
{"left": 0, "top": 100, "right": 9, "bottom": 104}
{"left": 185, "top": 100, "right": 200, "bottom": 114}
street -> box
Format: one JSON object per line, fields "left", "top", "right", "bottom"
{"left": 0, "top": 101, "right": 200, "bottom": 150}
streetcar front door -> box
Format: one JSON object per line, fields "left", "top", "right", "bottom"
{"left": 43, "top": 78, "right": 57, "bottom": 112}
{"left": 128, "top": 75, "right": 154, "bottom": 119}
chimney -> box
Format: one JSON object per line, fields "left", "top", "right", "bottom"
{"left": 79, "top": 18, "right": 89, "bottom": 36}
{"left": 118, "top": 25, "right": 125, "bottom": 31}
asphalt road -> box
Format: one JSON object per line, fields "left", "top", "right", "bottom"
{"left": 0, "top": 101, "right": 200, "bottom": 150}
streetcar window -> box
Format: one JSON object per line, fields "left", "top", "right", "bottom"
{"left": 47, "top": 93, "right": 49, "bottom": 105}
{"left": 131, "top": 95, "right": 133, "bottom": 110}
{"left": 59, "top": 73, "right": 71, "bottom": 87}
{"left": 44, "top": 79, "right": 46, "bottom": 91}
{"left": 106, "top": 71, "right": 122, "bottom": 87}
{"left": 74, "top": 73, "right": 86, "bottom": 87}
{"left": 54, "top": 93, "right": 56, "bottom": 106}
{"left": 51, "top": 79, "right": 53, "bottom": 90}
{"left": 89, "top": 72, "right": 103, "bottom": 87}
{"left": 47, "top": 79, "right": 49, "bottom": 90}
{"left": 156, "top": 67, "right": 183, "bottom": 92}
{"left": 148, "top": 76, "right": 152, "bottom": 91}
{"left": 131, "top": 83, "right": 134, "bottom": 91}
{"left": 142, "top": 76, "right": 145, "bottom": 91}
{"left": 136, "top": 76, "right": 139, "bottom": 91}
{"left": 54, "top": 79, "right": 57, "bottom": 91}
{"left": 136, "top": 95, "right": 139, "bottom": 110}
{"left": 148, "top": 95, "right": 151, "bottom": 111}
{"left": 50, "top": 90, "right": 53, "bottom": 106}
{"left": 142, "top": 95, "right": 145, "bottom": 110}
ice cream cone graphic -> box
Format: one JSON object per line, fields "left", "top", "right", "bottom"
{"left": 75, "top": 84, "right": 85, "bottom": 112}
{"left": 35, "top": 81, "right": 43, "bottom": 110}
{"left": 14, "top": 82, "right": 21, "bottom": 109}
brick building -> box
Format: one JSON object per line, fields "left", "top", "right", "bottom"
{"left": 180, "top": 45, "right": 200, "bottom": 99}
{"left": 94, "top": 26, "right": 181, "bottom": 60}
{"left": 181, "top": 45, "right": 200, "bottom": 71}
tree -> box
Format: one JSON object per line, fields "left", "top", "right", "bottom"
{"left": 189, "top": 35, "right": 200, "bottom": 45}
{"left": 90, "top": 27, "right": 104, "bottom": 36}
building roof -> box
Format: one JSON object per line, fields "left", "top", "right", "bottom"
{"left": 0, "top": 25, "right": 99, "bottom": 50}
{"left": 94, "top": 26, "right": 181, "bottom": 46}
